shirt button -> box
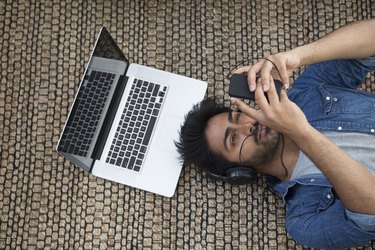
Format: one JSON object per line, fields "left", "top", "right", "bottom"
{"left": 337, "top": 126, "right": 342, "bottom": 130}
{"left": 333, "top": 97, "right": 338, "bottom": 102}
{"left": 327, "top": 194, "right": 332, "bottom": 199}
{"left": 371, "top": 129, "right": 375, "bottom": 133}
{"left": 326, "top": 96, "right": 331, "bottom": 101}
{"left": 310, "top": 179, "right": 315, "bottom": 183}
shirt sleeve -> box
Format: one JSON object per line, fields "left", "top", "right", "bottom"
{"left": 284, "top": 184, "right": 375, "bottom": 249}
{"left": 291, "top": 56, "right": 375, "bottom": 91}
{"left": 346, "top": 209, "right": 375, "bottom": 232}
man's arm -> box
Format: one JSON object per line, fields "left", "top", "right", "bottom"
{"left": 238, "top": 18, "right": 375, "bottom": 90}
{"left": 296, "top": 18, "right": 375, "bottom": 66}
{"left": 290, "top": 124, "right": 375, "bottom": 215}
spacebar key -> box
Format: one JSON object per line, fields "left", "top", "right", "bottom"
{"left": 142, "top": 116, "right": 157, "bottom": 146}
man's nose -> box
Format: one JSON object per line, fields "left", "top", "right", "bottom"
{"left": 237, "top": 122, "right": 255, "bottom": 135}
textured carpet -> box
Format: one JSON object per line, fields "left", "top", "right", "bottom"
{"left": 1, "top": 0, "right": 375, "bottom": 249}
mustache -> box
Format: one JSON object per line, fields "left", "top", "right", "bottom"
{"left": 238, "top": 121, "right": 266, "bottom": 166}
{"left": 251, "top": 121, "right": 267, "bottom": 144}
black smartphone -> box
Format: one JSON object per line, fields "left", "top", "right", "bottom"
{"left": 229, "top": 74, "right": 282, "bottom": 100}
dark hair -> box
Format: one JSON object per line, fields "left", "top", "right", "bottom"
{"left": 175, "top": 99, "right": 233, "bottom": 175}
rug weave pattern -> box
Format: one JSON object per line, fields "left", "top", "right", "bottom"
{"left": 1, "top": 0, "right": 374, "bottom": 249}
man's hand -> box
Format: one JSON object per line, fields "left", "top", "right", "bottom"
{"left": 233, "top": 49, "right": 301, "bottom": 92}
{"left": 230, "top": 80, "right": 309, "bottom": 139}
{"left": 233, "top": 19, "right": 375, "bottom": 94}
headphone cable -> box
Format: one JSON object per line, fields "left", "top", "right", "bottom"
{"left": 237, "top": 57, "right": 289, "bottom": 181}
{"left": 238, "top": 128, "right": 288, "bottom": 181}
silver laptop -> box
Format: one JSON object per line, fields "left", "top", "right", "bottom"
{"left": 57, "top": 27, "right": 207, "bottom": 197}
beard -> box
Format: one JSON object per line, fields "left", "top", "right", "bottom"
{"left": 239, "top": 122, "right": 281, "bottom": 167}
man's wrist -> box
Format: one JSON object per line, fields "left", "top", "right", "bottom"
{"left": 285, "top": 123, "right": 316, "bottom": 146}
{"left": 294, "top": 45, "right": 317, "bottom": 67}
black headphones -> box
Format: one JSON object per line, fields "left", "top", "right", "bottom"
{"left": 205, "top": 166, "right": 258, "bottom": 185}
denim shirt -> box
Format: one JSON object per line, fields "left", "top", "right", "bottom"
{"left": 270, "top": 57, "right": 375, "bottom": 249}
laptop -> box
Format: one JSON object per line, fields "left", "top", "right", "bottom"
{"left": 57, "top": 27, "right": 207, "bottom": 197}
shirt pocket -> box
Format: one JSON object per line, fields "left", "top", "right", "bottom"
{"left": 318, "top": 84, "right": 375, "bottom": 115}
{"left": 317, "top": 187, "right": 335, "bottom": 212}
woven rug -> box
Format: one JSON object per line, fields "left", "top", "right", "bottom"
{"left": 1, "top": 0, "right": 374, "bottom": 249}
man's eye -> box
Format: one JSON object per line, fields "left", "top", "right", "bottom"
{"left": 231, "top": 131, "right": 237, "bottom": 146}
{"left": 236, "top": 113, "right": 241, "bottom": 123}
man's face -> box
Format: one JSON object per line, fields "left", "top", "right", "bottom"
{"left": 205, "top": 111, "right": 280, "bottom": 167}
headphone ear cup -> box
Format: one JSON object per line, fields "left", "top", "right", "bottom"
{"left": 225, "top": 166, "right": 257, "bottom": 185}
{"left": 204, "top": 169, "right": 228, "bottom": 181}
{"left": 204, "top": 166, "right": 257, "bottom": 185}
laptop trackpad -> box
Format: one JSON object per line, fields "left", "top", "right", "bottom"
{"left": 157, "top": 115, "right": 182, "bottom": 152}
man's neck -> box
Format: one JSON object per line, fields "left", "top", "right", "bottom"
{"left": 257, "top": 134, "right": 300, "bottom": 181}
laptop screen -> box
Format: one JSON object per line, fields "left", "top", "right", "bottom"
{"left": 93, "top": 28, "right": 128, "bottom": 62}
{"left": 57, "top": 27, "right": 129, "bottom": 172}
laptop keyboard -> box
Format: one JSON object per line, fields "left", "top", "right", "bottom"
{"left": 58, "top": 70, "right": 115, "bottom": 157}
{"left": 106, "top": 78, "right": 167, "bottom": 172}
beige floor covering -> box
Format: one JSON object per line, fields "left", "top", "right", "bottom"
{"left": 1, "top": 0, "right": 375, "bottom": 249}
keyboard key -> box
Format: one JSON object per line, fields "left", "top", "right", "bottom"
{"left": 122, "top": 158, "right": 129, "bottom": 168}
{"left": 152, "top": 85, "right": 160, "bottom": 96}
{"left": 133, "top": 166, "right": 141, "bottom": 172}
{"left": 147, "top": 83, "right": 154, "bottom": 92}
{"left": 142, "top": 116, "right": 156, "bottom": 146}
{"left": 128, "top": 157, "right": 136, "bottom": 170}
{"left": 116, "top": 158, "right": 122, "bottom": 166}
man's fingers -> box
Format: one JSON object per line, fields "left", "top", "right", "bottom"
{"left": 279, "top": 86, "right": 289, "bottom": 101}
{"left": 260, "top": 60, "right": 275, "bottom": 92}
{"left": 254, "top": 81, "right": 271, "bottom": 112}
{"left": 230, "top": 57, "right": 292, "bottom": 93}
{"left": 232, "top": 66, "right": 251, "bottom": 75}
{"left": 230, "top": 97, "right": 260, "bottom": 119}
{"left": 277, "top": 63, "right": 290, "bottom": 89}
{"left": 248, "top": 63, "right": 263, "bottom": 91}
{"left": 266, "top": 75, "right": 279, "bottom": 104}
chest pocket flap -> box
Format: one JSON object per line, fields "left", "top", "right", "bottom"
{"left": 318, "top": 84, "right": 375, "bottom": 115}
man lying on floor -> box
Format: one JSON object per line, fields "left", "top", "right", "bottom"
{"left": 175, "top": 19, "right": 375, "bottom": 248}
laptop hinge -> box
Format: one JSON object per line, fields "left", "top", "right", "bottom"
{"left": 90, "top": 75, "right": 129, "bottom": 170}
